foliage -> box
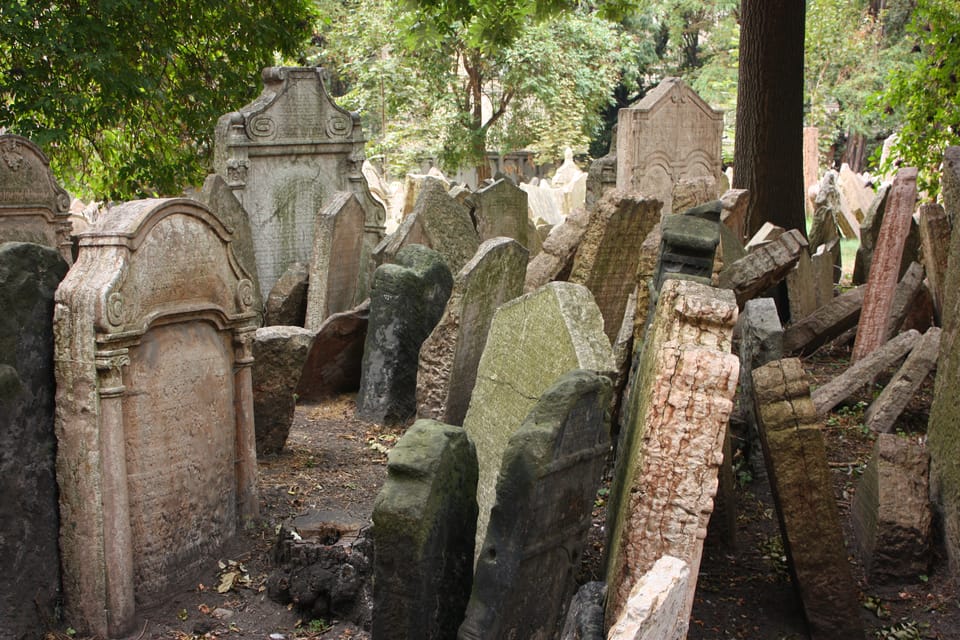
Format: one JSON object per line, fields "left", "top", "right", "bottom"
{"left": 871, "top": 0, "right": 960, "bottom": 196}
{"left": 0, "top": 0, "right": 315, "bottom": 200}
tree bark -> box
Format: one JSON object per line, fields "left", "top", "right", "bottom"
{"left": 733, "top": 0, "right": 807, "bottom": 239}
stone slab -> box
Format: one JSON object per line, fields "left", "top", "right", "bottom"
{"left": 253, "top": 326, "right": 314, "bottom": 455}
{"left": 265, "top": 261, "right": 309, "bottom": 327}
{"left": 296, "top": 301, "right": 369, "bottom": 402}
{"left": 606, "top": 556, "right": 690, "bottom": 640}
{"left": 719, "top": 228, "right": 807, "bottom": 307}
{"left": 782, "top": 285, "right": 865, "bottom": 356}
{"left": 524, "top": 207, "right": 591, "bottom": 292}
{"left": 866, "top": 327, "right": 940, "bottom": 434}
{"left": 918, "top": 203, "right": 951, "bottom": 320}
{"left": 473, "top": 178, "right": 529, "bottom": 248}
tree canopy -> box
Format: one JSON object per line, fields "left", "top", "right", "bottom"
{"left": 0, "top": 0, "right": 315, "bottom": 200}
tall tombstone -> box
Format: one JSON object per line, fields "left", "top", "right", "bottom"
{"left": 54, "top": 198, "right": 260, "bottom": 637}
{"left": 808, "top": 170, "right": 843, "bottom": 282}
{"left": 0, "top": 242, "right": 70, "bottom": 639}
{"left": 852, "top": 183, "right": 891, "bottom": 285}
{"left": 918, "top": 203, "right": 951, "bottom": 320}
{"left": 472, "top": 178, "right": 529, "bottom": 248}
{"left": 304, "top": 191, "right": 365, "bottom": 330}
{"left": 372, "top": 419, "right": 478, "bottom": 640}
{"left": 0, "top": 134, "right": 73, "bottom": 263}
{"left": 941, "top": 146, "right": 960, "bottom": 227}
{"left": 605, "top": 279, "right": 739, "bottom": 629}
{"left": 356, "top": 245, "right": 453, "bottom": 424}
{"left": 459, "top": 370, "right": 613, "bottom": 640}
{"left": 417, "top": 237, "right": 528, "bottom": 426}
{"left": 752, "top": 358, "right": 864, "bottom": 640}
{"left": 463, "top": 282, "right": 615, "bottom": 556}
{"left": 736, "top": 297, "right": 784, "bottom": 459}
{"left": 616, "top": 77, "right": 723, "bottom": 216}
{"left": 214, "top": 67, "right": 386, "bottom": 298}
{"left": 568, "top": 190, "right": 662, "bottom": 344}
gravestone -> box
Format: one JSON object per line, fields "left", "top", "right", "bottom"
{"left": 196, "top": 174, "right": 263, "bottom": 318}
{"left": 852, "top": 167, "right": 919, "bottom": 362}
{"left": 417, "top": 237, "right": 528, "bottom": 426}
{"left": 718, "top": 229, "right": 807, "bottom": 307}
{"left": 356, "top": 245, "right": 453, "bottom": 424}
{"left": 940, "top": 146, "right": 960, "bottom": 226}
{"left": 616, "top": 77, "right": 723, "bottom": 216}
{"left": 214, "top": 67, "right": 385, "bottom": 297}
{"left": 0, "top": 134, "right": 73, "bottom": 263}
{"left": 782, "top": 285, "right": 865, "bottom": 356}
{"left": 524, "top": 207, "right": 591, "bottom": 292}
{"left": 568, "top": 190, "right": 662, "bottom": 343}
{"left": 373, "top": 178, "right": 479, "bottom": 274}
{"left": 463, "top": 282, "right": 615, "bottom": 556}
{"left": 736, "top": 298, "right": 784, "bottom": 463}
{"left": 853, "top": 434, "right": 931, "bottom": 584}
{"left": 297, "top": 300, "right": 369, "bottom": 402}
{"left": 264, "top": 261, "right": 309, "bottom": 326}
{"left": 651, "top": 214, "right": 718, "bottom": 300}
{"left": 54, "top": 198, "right": 259, "bottom": 637}
{"left": 918, "top": 203, "right": 950, "bottom": 320}
{"left": 809, "top": 171, "right": 843, "bottom": 280}
{"left": 720, "top": 188, "right": 749, "bottom": 246}
{"left": 253, "top": 326, "right": 314, "bottom": 455}
{"left": 606, "top": 279, "right": 739, "bottom": 627}
{"left": 459, "top": 370, "right": 613, "bottom": 640}
{"left": 586, "top": 149, "right": 618, "bottom": 211}
{"left": 837, "top": 163, "right": 872, "bottom": 233}
{"left": 472, "top": 178, "right": 529, "bottom": 248}
{"left": 372, "top": 420, "right": 478, "bottom": 640}
{"left": 853, "top": 183, "right": 891, "bottom": 285}
{"left": 304, "top": 191, "right": 365, "bottom": 330}
{"left": 630, "top": 224, "right": 663, "bottom": 344}
{"left": 752, "top": 358, "right": 864, "bottom": 640}
{"left": 606, "top": 556, "right": 690, "bottom": 640}
{"left": 670, "top": 175, "right": 717, "bottom": 215}
{"left": 0, "top": 242, "right": 69, "bottom": 639}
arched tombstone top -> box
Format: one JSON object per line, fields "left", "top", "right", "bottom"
{"left": 66, "top": 197, "right": 257, "bottom": 340}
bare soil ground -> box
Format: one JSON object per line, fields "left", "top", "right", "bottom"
{"left": 55, "top": 346, "right": 959, "bottom": 640}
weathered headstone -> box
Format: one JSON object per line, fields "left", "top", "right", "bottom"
{"left": 304, "top": 191, "right": 365, "bottom": 330}
{"left": 372, "top": 420, "right": 478, "bottom": 640}
{"left": 472, "top": 178, "right": 529, "bottom": 247}
{"left": 524, "top": 206, "right": 591, "bottom": 292}
{"left": 214, "top": 67, "right": 385, "bottom": 297}
{"left": 786, "top": 247, "right": 817, "bottom": 320}
{"left": 736, "top": 298, "right": 784, "bottom": 462}
{"left": 0, "top": 242, "right": 69, "bottom": 639}
{"left": 865, "top": 327, "right": 940, "bottom": 434}
{"left": 459, "top": 370, "right": 613, "bottom": 640}
{"left": 752, "top": 358, "right": 864, "bottom": 640}
{"left": 417, "top": 237, "right": 527, "bottom": 426}
{"left": 297, "top": 300, "right": 369, "bottom": 402}
{"left": 782, "top": 285, "right": 865, "bottom": 355}
{"left": 605, "top": 280, "right": 738, "bottom": 628}
{"left": 559, "top": 582, "right": 607, "bottom": 640}
{"left": 0, "top": 134, "right": 73, "bottom": 263}
{"left": 852, "top": 167, "right": 919, "bottom": 362}
{"left": 886, "top": 261, "right": 925, "bottom": 341}
{"left": 918, "top": 203, "right": 951, "bottom": 320}
{"left": 586, "top": 147, "right": 618, "bottom": 211}
{"left": 253, "top": 326, "right": 314, "bottom": 455}
{"left": 670, "top": 175, "right": 717, "bottom": 215}
{"left": 463, "top": 282, "right": 615, "bottom": 556}
{"left": 616, "top": 77, "right": 723, "bottom": 216}
{"left": 808, "top": 171, "right": 843, "bottom": 280}
{"left": 651, "top": 214, "right": 718, "bottom": 296}
{"left": 837, "top": 163, "right": 872, "bottom": 230}
{"left": 196, "top": 173, "right": 263, "bottom": 318}
{"left": 373, "top": 178, "right": 479, "bottom": 274}
{"left": 54, "top": 198, "right": 259, "bottom": 637}
{"left": 853, "top": 434, "right": 932, "bottom": 585}
{"left": 264, "top": 261, "right": 309, "bottom": 326}
{"left": 813, "top": 329, "right": 920, "bottom": 415}
{"left": 356, "top": 245, "right": 453, "bottom": 424}
{"left": 718, "top": 228, "right": 807, "bottom": 307}
{"left": 743, "top": 221, "right": 785, "bottom": 252}
{"left": 720, "top": 188, "right": 749, "bottom": 246}
{"left": 568, "top": 190, "right": 662, "bottom": 343}
{"left": 606, "top": 556, "right": 691, "bottom": 640}
{"left": 941, "top": 146, "right": 960, "bottom": 227}
{"left": 853, "top": 183, "right": 891, "bottom": 285}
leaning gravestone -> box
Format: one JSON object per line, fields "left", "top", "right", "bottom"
{"left": 253, "top": 326, "right": 315, "bottom": 456}
{"left": 297, "top": 300, "right": 369, "bottom": 402}
{"left": 304, "top": 191, "right": 365, "bottom": 330}
{"left": 568, "top": 190, "right": 662, "bottom": 343}
{"left": 356, "top": 245, "right": 453, "bottom": 424}
{"left": 264, "top": 261, "right": 309, "bottom": 326}
{"left": 54, "top": 198, "right": 260, "bottom": 637}
{"left": 0, "top": 242, "right": 69, "bottom": 640}
{"left": 616, "top": 77, "right": 723, "bottom": 216}
{"left": 417, "top": 237, "right": 528, "bottom": 426}
{"left": 472, "top": 178, "right": 529, "bottom": 248}
{"left": 0, "top": 134, "right": 73, "bottom": 263}
{"left": 459, "top": 370, "right": 613, "bottom": 640}
{"left": 372, "top": 420, "right": 478, "bottom": 640}
{"left": 463, "top": 282, "right": 615, "bottom": 556}
{"left": 214, "top": 67, "right": 385, "bottom": 297}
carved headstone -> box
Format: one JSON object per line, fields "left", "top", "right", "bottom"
{"left": 372, "top": 420, "right": 478, "bottom": 640}
{"left": 918, "top": 203, "right": 951, "bottom": 320}
{"left": 718, "top": 228, "right": 807, "bottom": 307}
{"left": 616, "top": 78, "right": 723, "bottom": 216}
{"left": 853, "top": 434, "right": 932, "bottom": 584}
{"left": 417, "top": 237, "right": 527, "bottom": 426}
{"left": 720, "top": 188, "right": 749, "bottom": 246}
{"left": 605, "top": 280, "right": 738, "bottom": 628}
{"left": 54, "top": 198, "right": 259, "bottom": 637}
{"left": 459, "top": 370, "right": 613, "bottom": 640}
{"left": 569, "top": 190, "right": 662, "bottom": 343}
{"left": 670, "top": 175, "right": 717, "bottom": 215}
{"left": 253, "top": 326, "right": 314, "bottom": 455}
{"left": 472, "top": 178, "right": 529, "bottom": 248}
{"left": 0, "top": 134, "right": 73, "bottom": 263}
{"left": 463, "top": 282, "right": 615, "bottom": 556}
{"left": 0, "top": 242, "right": 69, "bottom": 639}
{"left": 652, "top": 214, "right": 718, "bottom": 299}
{"left": 752, "top": 358, "right": 864, "bottom": 640}
{"left": 214, "top": 67, "right": 385, "bottom": 297}
{"left": 524, "top": 207, "right": 591, "bottom": 292}
{"left": 296, "top": 300, "right": 368, "bottom": 402}
{"left": 853, "top": 183, "right": 891, "bottom": 285}
{"left": 809, "top": 171, "right": 843, "bottom": 280}
{"left": 356, "top": 245, "right": 453, "bottom": 424}
{"left": 782, "top": 285, "right": 865, "bottom": 356}
{"left": 304, "top": 191, "right": 365, "bottom": 330}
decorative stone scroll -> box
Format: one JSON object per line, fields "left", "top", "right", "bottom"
{"left": 54, "top": 198, "right": 260, "bottom": 638}
{"left": 0, "top": 134, "right": 73, "bottom": 263}
{"left": 214, "top": 67, "right": 385, "bottom": 298}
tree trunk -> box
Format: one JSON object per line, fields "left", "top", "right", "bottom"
{"left": 733, "top": 0, "right": 807, "bottom": 239}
